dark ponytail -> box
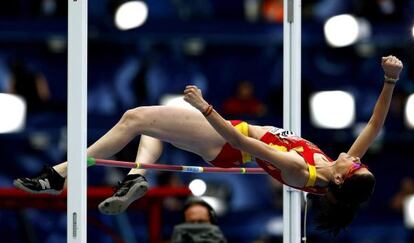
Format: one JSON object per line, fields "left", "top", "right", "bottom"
{"left": 313, "top": 173, "right": 376, "bottom": 236}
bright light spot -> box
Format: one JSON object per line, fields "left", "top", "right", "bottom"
{"left": 189, "top": 179, "right": 207, "bottom": 197}
{"left": 357, "top": 18, "right": 372, "bottom": 40}
{"left": 201, "top": 196, "right": 226, "bottom": 215}
{"left": 266, "top": 216, "right": 283, "bottom": 235}
{"left": 159, "top": 94, "right": 198, "bottom": 110}
{"left": 0, "top": 94, "right": 26, "bottom": 133}
{"left": 310, "top": 91, "right": 355, "bottom": 129}
{"left": 405, "top": 94, "right": 414, "bottom": 128}
{"left": 324, "top": 14, "right": 359, "bottom": 47}
{"left": 412, "top": 25, "right": 414, "bottom": 39}
{"left": 403, "top": 194, "right": 414, "bottom": 228}
{"left": 115, "top": 1, "right": 148, "bottom": 30}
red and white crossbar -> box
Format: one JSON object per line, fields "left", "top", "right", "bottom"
{"left": 87, "top": 157, "right": 266, "bottom": 174}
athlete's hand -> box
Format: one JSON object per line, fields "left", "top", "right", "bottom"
{"left": 382, "top": 55, "right": 403, "bottom": 80}
{"left": 183, "top": 85, "right": 209, "bottom": 112}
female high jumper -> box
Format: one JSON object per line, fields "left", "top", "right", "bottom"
{"left": 14, "top": 55, "right": 403, "bottom": 235}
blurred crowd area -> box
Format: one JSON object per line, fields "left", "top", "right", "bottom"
{"left": 0, "top": 0, "right": 414, "bottom": 242}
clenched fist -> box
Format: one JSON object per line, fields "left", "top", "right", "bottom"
{"left": 183, "top": 85, "right": 209, "bottom": 112}
{"left": 382, "top": 55, "right": 403, "bottom": 80}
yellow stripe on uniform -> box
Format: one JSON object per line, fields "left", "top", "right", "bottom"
{"left": 269, "top": 143, "right": 288, "bottom": 152}
{"left": 305, "top": 165, "right": 317, "bottom": 187}
{"left": 292, "top": 146, "right": 304, "bottom": 153}
{"left": 234, "top": 122, "right": 253, "bottom": 163}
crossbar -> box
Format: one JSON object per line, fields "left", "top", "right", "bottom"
{"left": 87, "top": 157, "right": 266, "bottom": 174}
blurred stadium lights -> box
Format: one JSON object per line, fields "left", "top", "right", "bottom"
{"left": 403, "top": 194, "right": 414, "bottom": 229}
{"left": 159, "top": 94, "right": 198, "bottom": 110}
{"left": 201, "top": 196, "right": 227, "bottom": 216}
{"left": 189, "top": 179, "right": 229, "bottom": 216}
{"left": 189, "top": 179, "right": 207, "bottom": 197}
{"left": 183, "top": 38, "right": 205, "bottom": 56}
{"left": 244, "top": 0, "right": 261, "bottom": 22}
{"left": 0, "top": 93, "right": 26, "bottom": 133}
{"left": 310, "top": 91, "right": 355, "bottom": 129}
{"left": 114, "top": 1, "right": 148, "bottom": 30}
{"left": 194, "top": 181, "right": 231, "bottom": 216}
{"left": 324, "top": 14, "right": 371, "bottom": 48}
{"left": 412, "top": 25, "right": 414, "bottom": 39}
{"left": 405, "top": 94, "right": 414, "bottom": 128}
{"left": 47, "top": 35, "right": 67, "bottom": 53}
{"left": 266, "top": 216, "right": 283, "bottom": 235}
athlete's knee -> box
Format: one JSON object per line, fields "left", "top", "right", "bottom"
{"left": 120, "top": 107, "right": 147, "bottom": 129}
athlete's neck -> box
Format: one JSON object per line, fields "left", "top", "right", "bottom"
{"left": 314, "top": 155, "right": 335, "bottom": 187}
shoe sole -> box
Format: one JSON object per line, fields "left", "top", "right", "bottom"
{"left": 98, "top": 180, "right": 149, "bottom": 215}
{"left": 13, "top": 179, "right": 62, "bottom": 195}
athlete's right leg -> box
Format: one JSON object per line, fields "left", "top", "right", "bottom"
{"left": 130, "top": 135, "right": 163, "bottom": 176}
{"left": 98, "top": 135, "right": 162, "bottom": 214}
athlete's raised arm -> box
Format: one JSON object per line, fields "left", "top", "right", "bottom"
{"left": 183, "top": 85, "right": 301, "bottom": 172}
{"left": 347, "top": 55, "right": 403, "bottom": 158}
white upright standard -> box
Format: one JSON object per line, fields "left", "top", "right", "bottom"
{"left": 67, "top": 0, "right": 88, "bottom": 242}
{"left": 283, "top": 0, "right": 302, "bottom": 242}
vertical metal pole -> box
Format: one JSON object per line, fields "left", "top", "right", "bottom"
{"left": 283, "top": 0, "right": 302, "bottom": 242}
{"left": 68, "top": 0, "right": 87, "bottom": 242}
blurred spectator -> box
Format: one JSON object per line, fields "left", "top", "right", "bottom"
{"left": 7, "top": 58, "right": 51, "bottom": 113}
{"left": 114, "top": 56, "right": 150, "bottom": 109}
{"left": 171, "top": 0, "right": 213, "bottom": 20}
{"left": 387, "top": 90, "right": 406, "bottom": 131}
{"left": 131, "top": 58, "right": 150, "bottom": 106}
{"left": 390, "top": 177, "right": 414, "bottom": 212}
{"left": 171, "top": 197, "right": 227, "bottom": 243}
{"left": 302, "top": 0, "right": 321, "bottom": 20}
{"left": 312, "top": 0, "right": 352, "bottom": 21}
{"left": 221, "top": 80, "right": 267, "bottom": 118}
{"left": 261, "top": 0, "right": 283, "bottom": 23}
{"left": 30, "top": 0, "right": 67, "bottom": 18}
{"left": 148, "top": 62, "right": 208, "bottom": 104}
{"left": 183, "top": 197, "right": 216, "bottom": 224}
{"left": 268, "top": 179, "right": 283, "bottom": 210}
{"left": 158, "top": 171, "right": 185, "bottom": 211}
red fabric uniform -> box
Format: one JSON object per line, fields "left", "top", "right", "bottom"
{"left": 209, "top": 121, "right": 332, "bottom": 195}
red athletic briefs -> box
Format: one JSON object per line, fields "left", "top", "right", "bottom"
{"left": 209, "top": 120, "right": 332, "bottom": 194}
